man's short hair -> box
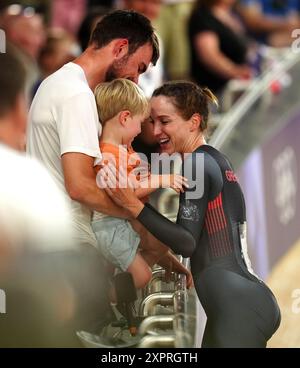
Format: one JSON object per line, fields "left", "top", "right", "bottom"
{"left": 0, "top": 44, "right": 26, "bottom": 117}
{"left": 90, "top": 10, "right": 159, "bottom": 66}
{"left": 94, "top": 78, "right": 149, "bottom": 124}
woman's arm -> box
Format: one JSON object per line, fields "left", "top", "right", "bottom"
{"left": 101, "top": 154, "right": 217, "bottom": 258}
{"left": 136, "top": 203, "right": 197, "bottom": 258}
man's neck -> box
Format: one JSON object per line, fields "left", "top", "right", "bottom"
{"left": 73, "top": 48, "right": 107, "bottom": 91}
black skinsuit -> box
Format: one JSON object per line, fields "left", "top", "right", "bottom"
{"left": 137, "top": 145, "right": 281, "bottom": 348}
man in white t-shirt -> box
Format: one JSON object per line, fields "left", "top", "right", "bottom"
{"left": 27, "top": 10, "right": 160, "bottom": 247}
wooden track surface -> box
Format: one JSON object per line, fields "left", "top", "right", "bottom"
{"left": 267, "top": 240, "right": 300, "bottom": 348}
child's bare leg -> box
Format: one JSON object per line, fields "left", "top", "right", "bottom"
{"left": 130, "top": 219, "right": 168, "bottom": 266}
{"left": 109, "top": 250, "right": 152, "bottom": 303}
{"left": 126, "top": 251, "right": 152, "bottom": 289}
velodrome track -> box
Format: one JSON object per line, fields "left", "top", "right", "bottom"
{"left": 267, "top": 239, "right": 300, "bottom": 348}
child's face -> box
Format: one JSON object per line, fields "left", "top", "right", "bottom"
{"left": 123, "top": 113, "right": 146, "bottom": 145}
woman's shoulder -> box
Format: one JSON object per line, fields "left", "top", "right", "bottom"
{"left": 184, "top": 145, "right": 222, "bottom": 176}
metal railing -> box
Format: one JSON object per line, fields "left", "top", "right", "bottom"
{"left": 210, "top": 49, "right": 300, "bottom": 150}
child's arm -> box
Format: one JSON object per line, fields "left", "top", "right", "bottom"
{"left": 134, "top": 174, "right": 189, "bottom": 199}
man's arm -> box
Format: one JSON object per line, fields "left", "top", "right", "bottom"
{"left": 62, "top": 152, "right": 130, "bottom": 218}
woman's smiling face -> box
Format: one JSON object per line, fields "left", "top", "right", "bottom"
{"left": 150, "top": 95, "right": 192, "bottom": 155}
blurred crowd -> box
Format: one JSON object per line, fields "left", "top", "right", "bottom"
{"left": 1, "top": 0, "right": 299, "bottom": 100}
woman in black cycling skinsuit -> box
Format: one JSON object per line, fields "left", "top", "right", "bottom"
{"left": 103, "top": 81, "right": 281, "bottom": 348}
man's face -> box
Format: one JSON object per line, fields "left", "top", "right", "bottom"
{"left": 105, "top": 42, "right": 153, "bottom": 84}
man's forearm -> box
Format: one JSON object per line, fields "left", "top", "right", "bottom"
{"left": 71, "top": 176, "right": 131, "bottom": 219}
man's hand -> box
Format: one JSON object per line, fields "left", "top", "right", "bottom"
{"left": 61, "top": 152, "right": 130, "bottom": 218}
{"left": 98, "top": 163, "right": 144, "bottom": 218}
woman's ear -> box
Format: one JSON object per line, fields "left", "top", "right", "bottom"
{"left": 190, "top": 113, "right": 201, "bottom": 132}
{"left": 119, "top": 110, "right": 131, "bottom": 126}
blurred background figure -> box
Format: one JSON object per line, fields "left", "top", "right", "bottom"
{"left": 51, "top": 0, "right": 87, "bottom": 35}
{"left": 39, "top": 29, "right": 78, "bottom": 78}
{"left": 0, "top": 44, "right": 111, "bottom": 347}
{"left": 155, "top": 0, "right": 194, "bottom": 80}
{"left": 77, "top": 5, "right": 111, "bottom": 51}
{"left": 0, "top": 42, "right": 74, "bottom": 287}
{"left": 188, "top": 0, "right": 252, "bottom": 95}
{"left": 33, "top": 28, "right": 79, "bottom": 96}
{"left": 0, "top": 0, "right": 49, "bottom": 16}
{"left": 88, "top": 0, "right": 114, "bottom": 8}
{"left": 237, "top": 0, "right": 300, "bottom": 47}
{"left": 0, "top": 4, "right": 46, "bottom": 99}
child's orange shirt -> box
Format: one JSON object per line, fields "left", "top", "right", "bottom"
{"left": 98, "top": 142, "right": 142, "bottom": 175}
{"left": 96, "top": 142, "right": 150, "bottom": 197}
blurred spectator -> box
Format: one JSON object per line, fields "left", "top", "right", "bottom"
{"left": 122, "top": 0, "right": 164, "bottom": 97}
{"left": 0, "top": 1, "right": 49, "bottom": 12}
{"left": 0, "top": 45, "right": 110, "bottom": 347}
{"left": 88, "top": 0, "right": 115, "bottom": 7}
{"left": 237, "top": 0, "right": 300, "bottom": 47}
{"left": 123, "top": 0, "right": 162, "bottom": 20}
{"left": 51, "top": 0, "right": 87, "bottom": 35}
{"left": 0, "top": 43, "right": 74, "bottom": 260}
{"left": 0, "top": 43, "right": 28, "bottom": 153}
{"left": 1, "top": 5, "right": 46, "bottom": 99}
{"left": 32, "top": 28, "right": 79, "bottom": 97}
{"left": 155, "top": 0, "right": 194, "bottom": 79}
{"left": 188, "top": 0, "right": 252, "bottom": 95}
{"left": 77, "top": 6, "right": 111, "bottom": 51}
{"left": 39, "top": 29, "right": 78, "bottom": 78}
{"left": 9, "top": 15, "right": 44, "bottom": 59}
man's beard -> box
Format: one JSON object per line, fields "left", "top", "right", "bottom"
{"left": 105, "top": 55, "right": 129, "bottom": 82}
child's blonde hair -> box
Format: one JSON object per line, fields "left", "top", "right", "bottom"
{"left": 94, "top": 78, "right": 149, "bottom": 125}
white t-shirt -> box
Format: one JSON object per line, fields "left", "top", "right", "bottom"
{"left": 0, "top": 144, "right": 74, "bottom": 252}
{"left": 27, "top": 62, "right": 102, "bottom": 247}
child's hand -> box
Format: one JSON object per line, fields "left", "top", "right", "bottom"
{"left": 162, "top": 174, "right": 189, "bottom": 193}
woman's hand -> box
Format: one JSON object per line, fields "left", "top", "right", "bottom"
{"left": 98, "top": 163, "right": 144, "bottom": 218}
{"left": 157, "top": 251, "right": 194, "bottom": 289}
